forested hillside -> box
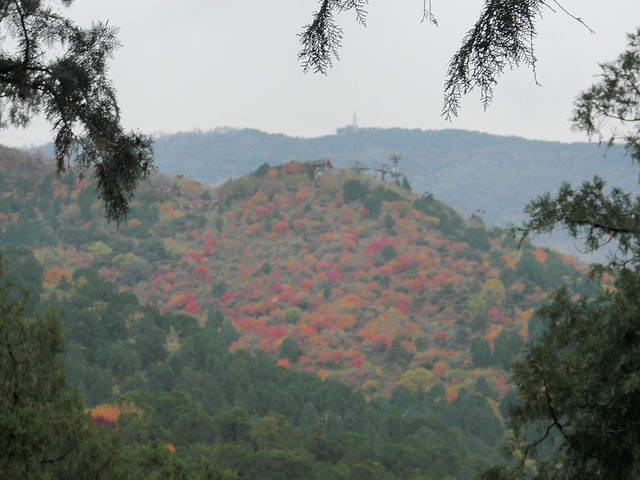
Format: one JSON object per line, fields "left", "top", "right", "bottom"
{"left": 153, "top": 128, "right": 636, "bottom": 230}
{"left": 0, "top": 145, "right": 604, "bottom": 479}
{"left": 36, "top": 127, "right": 636, "bottom": 230}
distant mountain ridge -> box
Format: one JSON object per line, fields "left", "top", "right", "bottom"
{"left": 34, "top": 126, "right": 637, "bottom": 259}
{"left": 150, "top": 127, "right": 635, "bottom": 226}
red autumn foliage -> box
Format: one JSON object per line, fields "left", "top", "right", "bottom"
{"left": 328, "top": 270, "right": 344, "bottom": 281}
{"left": 363, "top": 237, "right": 396, "bottom": 255}
{"left": 220, "top": 291, "right": 235, "bottom": 304}
{"left": 350, "top": 356, "right": 365, "bottom": 367}
{"left": 489, "top": 307, "right": 508, "bottom": 325}
{"left": 266, "top": 326, "right": 288, "bottom": 339}
{"left": 192, "top": 264, "right": 210, "bottom": 278}
{"left": 282, "top": 161, "right": 300, "bottom": 174}
{"left": 393, "top": 253, "right": 413, "bottom": 273}
{"left": 272, "top": 219, "right": 290, "bottom": 234}
{"left": 373, "top": 333, "right": 391, "bottom": 347}
{"left": 185, "top": 299, "right": 199, "bottom": 315}
{"left": 432, "top": 330, "right": 449, "bottom": 341}
{"left": 409, "top": 278, "right": 429, "bottom": 294}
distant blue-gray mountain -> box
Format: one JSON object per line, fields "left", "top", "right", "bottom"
{"left": 36, "top": 126, "right": 636, "bottom": 260}
{"left": 153, "top": 127, "right": 633, "bottom": 223}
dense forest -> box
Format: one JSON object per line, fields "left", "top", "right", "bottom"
{"left": 0, "top": 145, "right": 603, "bottom": 478}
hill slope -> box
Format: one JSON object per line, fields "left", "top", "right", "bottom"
{"left": 0, "top": 146, "right": 607, "bottom": 479}
{"left": 0, "top": 149, "right": 600, "bottom": 399}
{"left": 150, "top": 127, "right": 635, "bottom": 229}
{"left": 36, "top": 127, "right": 636, "bottom": 232}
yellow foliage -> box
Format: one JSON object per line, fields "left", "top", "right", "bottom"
{"left": 251, "top": 191, "right": 269, "bottom": 205}
{"left": 87, "top": 241, "right": 113, "bottom": 256}
{"left": 112, "top": 252, "right": 135, "bottom": 267}
{"left": 396, "top": 201, "right": 412, "bottom": 216}
{"left": 164, "top": 239, "right": 189, "bottom": 255}
{"left": 316, "top": 175, "right": 339, "bottom": 195}
{"left": 339, "top": 293, "right": 364, "bottom": 311}
{"left": 165, "top": 327, "right": 181, "bottom": 356}
{"left": 399, "top": 368, "right": 434, "bottom": 393}
{"left": 169, "top": 292, "right": 186, "bottom": 306}
{"left": 481, "top": 278, "right": 506, "bottom": 307}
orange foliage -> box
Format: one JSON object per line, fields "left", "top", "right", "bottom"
{"left": 43, "top": 267, "right": 72, "bottom": 285}
{"left": 446, "top": 389, "right": 458, "bottom": 403}
{"left": 277, "top": 358, "right": 292, "bottom": 367}
{"left": 318, "top": 351, "right": 333, "bottom": 364}
{"left": 201, "top": 228, "right": 216, "bottom": 240}
{"left": 519, "top": 324, "right": 529, "bottom": 341}
{"left": 339, "top": 293, "right": 364, "bottom": 310}
{"left": 91, "top": 404, "right": 120, "bottom": 424}
{"left": 504, "top": 255, "right": 517, "bottom": 269}
{"left": 401, "top": 340, "right": 416, "bottom": 352}
{"left": 534, "top": 250, "right": 547, "bottom": 263}
{"left": 296, "top": 187, "right": 313, "bottom": 203}
{"left": 433, "top": 361, "right": 448, "bottom": 376}
{"left": 335, "top": 314, "right": 357, "bottom": 330}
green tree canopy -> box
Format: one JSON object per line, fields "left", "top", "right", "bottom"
{"left": 0, "top": 256, "right": 123, "bottom": 478}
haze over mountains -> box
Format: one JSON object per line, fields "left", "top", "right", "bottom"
{"left": 34, "top": 126, "right": 635, "bottom": 260}
{"left": 1, "top": 135, "right": 612, "bottom": 478}
{"left": 128, "top": 126, "right": 630, "bottom": 261}
{"left": 146, "top": 127, "right": 630, "bottom": 219}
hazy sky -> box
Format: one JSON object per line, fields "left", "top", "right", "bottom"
{"left": 3, "top": 1, "right": 640, "bottom": 148}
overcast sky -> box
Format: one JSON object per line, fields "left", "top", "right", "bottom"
{"left": 2, "top": 1, "right": 640, "bottom": 148}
